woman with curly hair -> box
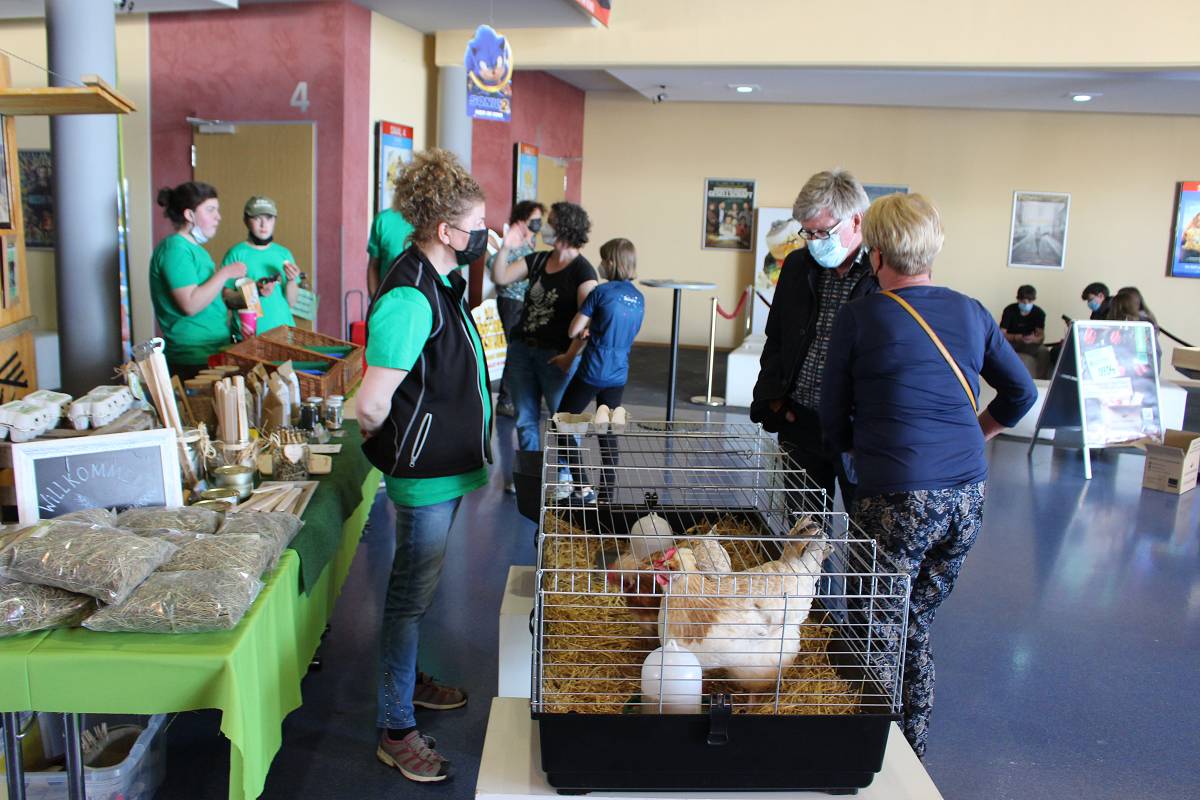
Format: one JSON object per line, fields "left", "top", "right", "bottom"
{"left": 357, "top": 148, "right": 493, "bottom": 784}
{"left": 493, "top": 201, "right": 599, "bottom": 457}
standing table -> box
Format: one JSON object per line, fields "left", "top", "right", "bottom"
{"left": 639, "top": 279, "right": 717, "bottom": 421}
{"left": 0, "top": 422, "right": 379, "bottom": 800}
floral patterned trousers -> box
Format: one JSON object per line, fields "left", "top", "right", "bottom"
{"left": 853, "top": 482, "right": 987, "bottom": 758}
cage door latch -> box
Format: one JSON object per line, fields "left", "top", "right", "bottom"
{"left": 706, "top": 693, "right": 732, "bottom": 746}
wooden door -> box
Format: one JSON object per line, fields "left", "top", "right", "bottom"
{"left": 192, "top": 122, "right": 315, "bottom": 328}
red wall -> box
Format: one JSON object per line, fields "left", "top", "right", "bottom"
{"left": 149, "top": 0, "right": 371, "bottom": 336}
{"left": 472, "top": 70, "right": 585, "bottom": 232}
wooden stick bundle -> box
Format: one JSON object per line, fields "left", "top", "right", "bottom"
{"left": 132, "top": 338, "right": 195, "bottom": 485}
{"left": 213, "top": 376, "right": 250, "bottom": 444}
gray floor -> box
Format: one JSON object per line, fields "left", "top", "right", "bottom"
{"left": 160, "top": 346, "right": 1200, "bottom": 800}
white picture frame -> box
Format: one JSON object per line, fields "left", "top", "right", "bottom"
{"left": 1008, "top": 190, "right": 1071, "bottom": 270}
{"left": 11, "top": 429, "right": 182, "bottom": 525}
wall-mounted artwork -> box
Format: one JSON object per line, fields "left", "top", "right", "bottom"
{"left": 375, "top": 122, "right": 414, "bottom": 215}
{"left": 1167, "top": 181, "right": 1200, "bottom": 279}
{"left": 1008, "top": 191, "right": 1070, "bottom": 270}
{"left": 19, "top": 149, "right": 54, "bottom": 249}
{"left": 703, "top": 178, "right": 755, "bottom": 250}
{"left": 0, "top": 115, "right": 12, "bottom": 231}
{"left": 864, "top": 184, "right": 908, "bottom": 204}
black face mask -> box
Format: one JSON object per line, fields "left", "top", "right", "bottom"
{"left": 248, "top": 233, "right": 274, "bottom": 246}
{"left": 454, "top": 228, "right": 489, "bottom": 266}
{"left": 527, "top": 218, "right": 543, "bottom": 233}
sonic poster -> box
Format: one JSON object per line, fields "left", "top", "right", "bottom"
{"left": 1168, "top": 181, "right": 1200, "bottom": 278}
{"left": 465, "top": 25, "right": 513, "bottom": 123}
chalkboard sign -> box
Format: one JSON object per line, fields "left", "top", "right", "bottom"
{"left": 10, "top": 429, "right": 182, "bottom": 524}
{"left": 1030, "top": 320, "right": 1162, "bottom": 478}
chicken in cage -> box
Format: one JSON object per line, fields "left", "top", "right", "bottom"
{"left": 531, "top": 420, "right": 911, "bottom": 793}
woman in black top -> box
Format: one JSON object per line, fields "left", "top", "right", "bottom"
{"left": 493, "top": 201, "right": 598, "bottom": 453}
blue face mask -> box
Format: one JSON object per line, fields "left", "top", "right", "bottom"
{"left": 807, "top": 223, "right": 850, "bottom": 269}
{"left": 1087, "top": 298, "right": 1101, "bottom": 312}
{"left": 1018, "top": 302, "right": 1033, "bottom": 314}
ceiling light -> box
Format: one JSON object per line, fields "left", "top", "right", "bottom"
{"left": 1069, "top": 92, "right": 1101, "bottom": 103}
{"left": 731, "top": 84, "right": 758, "bottom": 94}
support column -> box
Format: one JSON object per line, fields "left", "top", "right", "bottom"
{"left": 46, "top": 0, "right": 122, "bottom": 395}
{"left": 437, "top": 66, "right": 472, "bottom": 169}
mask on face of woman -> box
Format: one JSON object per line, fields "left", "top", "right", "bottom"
{"left": 454, "top": 227, "right": 489, "bottom": 266}
{"left": 527, "top": 218, "right": 543, "bottom": 234}
{"left": 540, "top": 223, "right": 557, "bottom": 246}
{"left": 186, "top": 212, "right": 210, "bottom": 245}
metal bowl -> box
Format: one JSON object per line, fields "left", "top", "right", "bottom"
{"left": 211, "top": 465, "right": 257, "bottom": 500}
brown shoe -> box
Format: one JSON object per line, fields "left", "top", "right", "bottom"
{"left": 376, "top": 730, "right": 451, "bottom": 783}
{"left": 413, "top": 672, "right": 467, "bottom": 710}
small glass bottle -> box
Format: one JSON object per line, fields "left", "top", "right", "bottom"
{"left": 324, "top": 395, "right": 344, "bottom": 430}
{"left": 299, "top": 396, "right": 323, "bottom": 431}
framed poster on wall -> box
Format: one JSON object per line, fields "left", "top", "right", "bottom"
{"left": 864, "top": 183, "right": 908, "bottom": 204}
{"left": 513, "top": 142, "right": 539, "bottom": 204}
{"left": 1008, "top": 191, "right": 1070, "bottom": 270}
{"left": 1167, "top": 181, "right": 1200, "bottom": 278}
{"left": 375, "top": 122, "right": 414, "bottom": 215}
{"left": 18, "top": 149, "right": 53, "bottom": 248}
{"left": 0, "top": 114, "right": 12, "bottom": 231}
{"left": 702, "top": 178, "right": 755, "bottom": 250}
{"left": 750, "top": 207, "right": 804, "bottom": 335}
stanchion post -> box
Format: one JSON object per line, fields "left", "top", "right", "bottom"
{"left": 691, "top": 297, "right": 726, "bottom": 407}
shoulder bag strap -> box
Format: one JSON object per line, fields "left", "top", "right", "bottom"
{"left": 881, "top": 290, "right": 978, "bottom": 414}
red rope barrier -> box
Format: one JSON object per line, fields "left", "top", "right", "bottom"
{"left": 716, "top": 287, "right": 750, "bottom": 320}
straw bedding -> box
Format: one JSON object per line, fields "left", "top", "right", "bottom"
{"left": 538, "top": 515, "right": 858, "bottom": 716}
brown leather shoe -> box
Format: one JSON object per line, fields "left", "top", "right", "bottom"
{"left": 413, "top": 672, "right": 467, "bottom": 710}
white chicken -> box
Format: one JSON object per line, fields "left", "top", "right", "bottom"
{"left": 656, "top": 516, "right": 831, "bottom": 693}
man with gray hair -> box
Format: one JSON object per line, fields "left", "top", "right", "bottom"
{"left": 751, "top": 169, "right": 878, "bottom": 508}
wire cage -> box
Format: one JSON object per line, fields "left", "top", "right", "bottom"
{"left": 531, "top": 420, "right": 911, "bottom": 793}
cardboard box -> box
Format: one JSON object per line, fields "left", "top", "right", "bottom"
{"left": 1143, "top": 429, "right": 1200, "bottom": 494}
{"left": 1172, "top": 346, "right": 1200, "bottom": 373}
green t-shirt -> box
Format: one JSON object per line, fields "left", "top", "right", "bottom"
{"left": 368, "top": 273, "right": 490, "bottom": 507}
{"left": 149, "top": 233, "right": 230, "bottom": 366}
{"left": 367, "top": 209, "right": 414, "bottom": 281}
{"left": 221, "top": 241, "right": 297, "bottom": 334}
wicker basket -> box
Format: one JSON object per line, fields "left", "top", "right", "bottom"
{"left": 260, "top": 326, "right": 364, "bottom": 393}
{"left": 220, "top": 338, "right": 345, "bottom": 398}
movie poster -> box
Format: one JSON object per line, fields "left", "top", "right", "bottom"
{"left": 465, "top": 25, "right": 513, "bottom": 122}
{"left": 376, "top": 122, "right": 414, "bottom": 214}
{"left": 864, "top": 183, "right": 908, "bottom": 204}
{"left": 1168, "top": 181, "right": 1200, "bottom": 279}
{"left": 514, "top": 143, "right": 539, "bottom": 203}
{"left": 1008, "top": 191, "right": 1070, "bottom": 270}
{"left": 703, "top": 178, "right": 755, "bottom": 250}
{"left": 0, "top": 117, "right": 11, "bottom": 230}
{"left": 19, "top": 150, "right": 53, "bottom": 249}
{"left": 750, "top": 207, "right": 803, "bottom": 335}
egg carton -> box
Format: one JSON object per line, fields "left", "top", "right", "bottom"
{"left": 68, "top": 386, "right": 135, "bottom": 431}
{"left": 0, "top": 402, "right": 58, "bottom": 442}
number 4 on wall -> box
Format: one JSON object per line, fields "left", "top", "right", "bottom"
{"left": 290, "top": 81, "right": 311, "bottom": 114}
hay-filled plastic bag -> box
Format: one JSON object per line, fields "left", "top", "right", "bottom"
{"left": 0, "top": 579, "right": 96, "bottom": 637}
{"left": 83, "top": 569, "right": 264, "bottom": 634}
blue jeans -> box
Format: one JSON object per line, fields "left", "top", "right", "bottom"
{"left": 505, "top": 340, "right": 578, "bottom": 452}
{"left": 376, "top": 497, "right": 462, "bottom": 730}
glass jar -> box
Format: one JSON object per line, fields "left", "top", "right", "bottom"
{"left": 324, "top": 395, "right": 344, "bottom": 430}
{"left": 299, "top": 397, "right": 323, "bottom": 431}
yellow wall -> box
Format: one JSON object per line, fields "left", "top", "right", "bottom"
{"left": 0, "top": 15, "right": 153, "bottom": 344}
{"left": 437, "top": 0, "right": 1200, "bottom": 68}
{"left": 580, "top": 91, "right": 1200, "bottom": 376}
{"left": 368, "top": 11, "right": 434, "bottom": 216}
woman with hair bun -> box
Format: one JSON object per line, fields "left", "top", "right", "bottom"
{"left": 357, "top": 148, "right": 492, "bottom": 784}
{"left": 148, "top": 181, "right": 246, "bottom": 378}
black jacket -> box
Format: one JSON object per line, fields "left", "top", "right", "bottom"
{"left": 750, "top": 246, "right": 878, "bottom": 431}
{"left": 362, "top": 245, "right": 493, "bottom": 479}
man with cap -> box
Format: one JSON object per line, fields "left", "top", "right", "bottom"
{"left": 221, "top": 195, "right": 301, "bottom": 335}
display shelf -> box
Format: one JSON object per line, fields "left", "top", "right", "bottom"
{"left": 0, "top": 76, "right": 135, "bottom": 117}
{"left": 477, "top": 697, "right": 945, "bottom": 800}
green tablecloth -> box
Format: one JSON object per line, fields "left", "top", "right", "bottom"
{"left": 290, "top": 420, "right": 373, "bottom": 593}
{"left": 0, "top": 464, "right": 381, "bottom": 800}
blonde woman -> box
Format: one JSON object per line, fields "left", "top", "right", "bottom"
{"left": 357, "top": 148, "right": 492, "bottom": 783}
{"left": 819, "top": 193, "right": 1036, "bottom": 758}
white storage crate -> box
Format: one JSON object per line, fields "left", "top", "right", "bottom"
{"left": 20, "top": 714, "right": 167, "bottom": 800}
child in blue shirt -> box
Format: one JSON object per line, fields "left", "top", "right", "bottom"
{"left": 557, "top": 239, "right": 644, "bottom": 501}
